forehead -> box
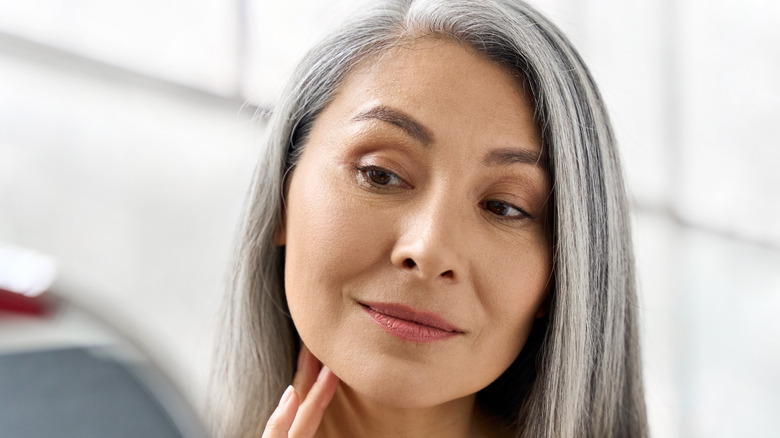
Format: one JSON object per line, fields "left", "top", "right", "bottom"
{"left": 313, "top": 37, "right": 542, "bottom": 154}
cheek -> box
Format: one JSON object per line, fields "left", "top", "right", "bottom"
{"left": 474, "top": 235, "right": 551, "bottom": 361}
{"left": 284, "top": 172, "right": 383, "bottom": 283}
{"left": 284, "top": 174, "right": 347, "bottom": 299}
{"left": 282, "top": 165, "right": 393, "bottom": 347}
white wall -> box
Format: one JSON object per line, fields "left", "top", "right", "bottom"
{"left": 0, "top": 40, "right": 261, "bottom": 406}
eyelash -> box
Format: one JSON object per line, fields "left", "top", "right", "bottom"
{"left": 356, "top": 165, "right": 407, "bottom": 189}
{"left": 355, "top": 165, "right": 532, "bottom": 221}
{"left": 480, "top": 200, "right": 533, "bottom": 221}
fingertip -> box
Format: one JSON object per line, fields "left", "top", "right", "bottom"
{"left": 286, "top": 367, "right": 338, "bottom": 438}
{"left": 288, "top": 387, "right": 301, "bottom": 409}
{"left": 293, "top": 346, "right": 320, "bottom": 399}
{"left": 316, "top": 365, "right": 330, "bottom": 381}
{"left": 297, "top": 344, "right": 308, "bottom": 371}
{"left": 316, "top": 367, "right": 340, "bottom": 402}
{"left": 279, "top": 385, "right": 296, "bottom": 407}
{"left": 276, "top": 385, "right": 301, "bottom": 416}
{"left": 316, "top": 365, "right": 339, "bottom": 384}
{"left": 263, "top": 386, "right": 299, "bottom": 437}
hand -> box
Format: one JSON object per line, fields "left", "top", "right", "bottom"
{"left": 262, "top": 346, "right": 340, "bottom": 438}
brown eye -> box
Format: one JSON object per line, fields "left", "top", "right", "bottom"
{"left": 356, "top": 165, "right": 406, "bottom": 189}
{"left": 482, "top": 200, "right": 530, "bottom": 219}
{"left": 366, "top": 169, "right": 393, "bottom": 185}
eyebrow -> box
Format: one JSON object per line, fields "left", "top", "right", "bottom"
{"left": 351, "top": 106, "right": 433, "bottom": 145}
{"left": 482, "top": 147, "right": 546, "bottom": 168}
{"left": 351, "top": 105, "right": 545, "bottom": 169}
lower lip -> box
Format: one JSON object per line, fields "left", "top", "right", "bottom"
{"left": 362, "top": 306, "right": 460, "bottom": 343}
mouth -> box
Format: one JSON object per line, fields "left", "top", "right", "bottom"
{"left": 359, "top": 301, "right": 464, "bottom": 343}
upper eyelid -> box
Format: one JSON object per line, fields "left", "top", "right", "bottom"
{"left": 355, "top": 154, "right": 414, "bottom": 181}
{"left": 356, "top": 164, "right": 399, "bottom": 178}
{"left": 356, "top": 165, "right": 409, "bottom": 188}
{"left": 482, "top": 199, "right": 533, "bottom": 220}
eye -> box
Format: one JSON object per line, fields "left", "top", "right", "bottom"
{"left": 356, "top": 165, "right": 407, "bottom": 189}
{"left": 365, "top": 168, "right": 393, "bottom": 185}
{"left": 481, "top": 200, "right": 531, "bottom": 220}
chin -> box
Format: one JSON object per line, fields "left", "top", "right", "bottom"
{"left": 333, "top": 357, "right": 479, "bottom": 409}
{"left": 347, "top": 376, "right": 452, "bottom": 409}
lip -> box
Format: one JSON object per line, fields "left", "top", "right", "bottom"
{"left": 359, "top": 301, "right": 464, "bottom": 343}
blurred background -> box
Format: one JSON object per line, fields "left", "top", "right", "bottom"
{"left": 0, "top": 0, "right": 778, "bottom": 436}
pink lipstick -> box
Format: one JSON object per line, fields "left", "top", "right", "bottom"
{"left": 360, "top": 302, "right": 463, "bottom": 343}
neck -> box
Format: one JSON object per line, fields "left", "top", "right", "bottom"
{"left": 315, "top": 384, "right": 508, "bottom": 438}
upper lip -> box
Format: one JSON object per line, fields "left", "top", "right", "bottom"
{"left": 359, "top": 301, "right": 464, "bottom": 333}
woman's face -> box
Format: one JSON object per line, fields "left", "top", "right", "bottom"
{"left": 279, "top": 38, "right": 552, "bottom": 408}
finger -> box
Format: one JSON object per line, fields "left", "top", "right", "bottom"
{"left": 261, "top": 385, "right": 299, "bottom": 438}
{"left": 288, "top": 366, "right": 340, "bottom": 438}
{"left": 292, "top": 345, "right": 320, "bottom": 400}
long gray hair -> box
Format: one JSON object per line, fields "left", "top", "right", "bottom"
{"left": 211, "top": 1, "right": 647, "bottom": 437}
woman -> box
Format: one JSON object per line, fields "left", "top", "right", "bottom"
{"left": 212, "top": 1, "right": 647, "bottom": 437}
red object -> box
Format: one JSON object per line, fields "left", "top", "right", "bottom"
{"left": 0, "top": 288, "right": 52, "bottom": 316}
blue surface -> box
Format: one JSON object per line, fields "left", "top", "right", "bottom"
{"left": 0, "top": 347, "right": 197, "bottom": 438}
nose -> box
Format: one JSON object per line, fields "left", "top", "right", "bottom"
{"left": 390, "top": 192, "right": 467, "bottom": 283}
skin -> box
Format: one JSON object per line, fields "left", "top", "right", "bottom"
{"left": 266, "top": 37, "right": 552, "bottom": 438}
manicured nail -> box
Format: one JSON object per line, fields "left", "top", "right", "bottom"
{"left": 279, "top": 385, "right": 295, "bottom": 407}
{"left": 297, "top": 346, "right": 307, "bottom": 370}
{"left": 316, "top": 365, "right": 331, "bottom": 382}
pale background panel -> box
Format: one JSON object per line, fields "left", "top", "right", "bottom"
{"left": 0, "top": 37, "right": 261, "bottom": 405}
{"left": 0, "top": 0, "right": 240, "bottom": 96}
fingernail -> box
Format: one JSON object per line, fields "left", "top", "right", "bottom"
{"left": 316, "top": 365, "right": 331, "bottom": 382}
{"left": 297, "top": 346, "right": 307, "bottom": 370}
{"left": 279, "top": 385, "right": 295, "bottom": 407}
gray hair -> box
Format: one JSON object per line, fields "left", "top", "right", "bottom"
{"left": 210, "top": 1, "right": 647, "bottom": 437}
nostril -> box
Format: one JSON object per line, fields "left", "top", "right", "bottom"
{"left": 440, "top": 270, "right": 454, "bottom": 278}
{"left": 404, "top": 258, "right": 416, "bottom": 269}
